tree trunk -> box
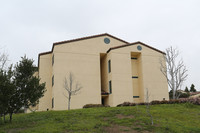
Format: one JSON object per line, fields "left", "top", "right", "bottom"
{"left": 173, "top": 90, "right": 175, "bottom": 99}
{"left": 0, "top": 115, "right": 2, "bottom": 124}
{"left": 68, "top": 96, "right": 71, "bottom": 110}
{"left": 3, "top": 114, "right": 5, "bottom": 123}
{"left": 9, "top": 113, "right": 12, "bottom": 122}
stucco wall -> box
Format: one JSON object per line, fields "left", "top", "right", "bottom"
{"left": 38, "top": 35, "right": 169, "bottom": 111}
{"left": 52, "top": 52, "right": 101, "bottom": 110}
{"left": 38, "top": 54, "right": 52, "bottom": 111}
{"left": 109, "top": 43, "right": 169, "bottom": 102}
{"left": 38, "top": 35, "right": 125, "bottom": 110}
{"left": 131, "top": 54, "right": 142, "bottom": 103}
{"left": 109, "top": 52, "right": 133, "bottom": 106}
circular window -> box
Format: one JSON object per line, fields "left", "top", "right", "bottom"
{"left": 137, "top": 45, "right": 142, "bottom": 51}
{"left": 104, "top": 38, "right": 110, "bottom": 44}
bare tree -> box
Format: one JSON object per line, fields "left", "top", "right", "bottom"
{"left": 145, "top": 88, "right": 153, "bottom": 126}
{"left": 63, "top": 72, "right": 82, "bottom": 110}
{"left": 160, "top": 46, "right": 188, "bottom": 99}
{"left": 0, "top": 51, "right": 8, "bottom": 70}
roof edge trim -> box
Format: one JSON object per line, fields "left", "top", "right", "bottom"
{"left": 53, "top": 33, "right": 128, "bottom": 45}
{"left": 39, "top": 51, "right": 52, "bottom": 56}
{"left": 107, "top": 41, "right": 166, "bottom": 54}
{"left": 38, "top": 33, "right": 129, "bottom": 57}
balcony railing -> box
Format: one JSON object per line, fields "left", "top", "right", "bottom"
{"left": 101, "top": 90, "right": 109, "bottom": 96}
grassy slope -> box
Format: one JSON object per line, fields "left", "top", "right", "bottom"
{"left": 0, "top": 104, "right": 200, "bottom": 133}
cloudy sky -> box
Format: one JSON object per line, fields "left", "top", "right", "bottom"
{"left": 0, "top": 0, "right": 200, "bottom": 90}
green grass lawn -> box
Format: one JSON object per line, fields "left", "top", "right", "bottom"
{"left": 0, "top": 103, "right": 200, "bottom": 133}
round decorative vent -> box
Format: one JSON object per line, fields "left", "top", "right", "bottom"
{"left": 104, "top": 38, "right": 110, "bottom": 44}
{"left": 137, "top": 45, "right": 142, "bottom": 51}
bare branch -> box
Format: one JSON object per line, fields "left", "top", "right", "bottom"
{"left": 160, "top": 46, "right": 188, "bottom": 99}
{"left": 145, "top": 88, "right": 153, "bottom": 126}
{"left": 62, "top": 92, "right": 69, "bottom": 99}
{"left": 63, "top": 72, "right": 82, "bottom": 110}
{"left": 0, "top": 51, "right": 8, "bottom": 70}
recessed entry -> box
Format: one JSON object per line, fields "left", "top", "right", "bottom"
{"left": 137, "top": 45, "right": 142, "bottom": 51}
{"left": 104, "top": 38, "right": 110, "bottom": 44}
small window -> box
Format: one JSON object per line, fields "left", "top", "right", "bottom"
{"left": 137, "top": 45, "right": 142, "bottom": 51}
{"left": 109, "top": 80, "right": 112, "bottom": 94}
{"left": 108, "top": 60, "right": 111, "bottom": 73}
{"left": 52, "top": 75, "right": 54, "bottom": 86}
{"left": 133, "top": 96, "right": 140, "bottom": 98}
{"left": 52, "top": 54, "right": 54, "bottom": 65}
{"left": 104, "top": 38, "right": 110, "bottom": 44}
{"left": 131, "top": 57, "right": 137, "bottom": 60}
{"left": 132, "top": 76, "right": 138, "bottom": 78}
{"left": 52, "top": 98, "right": 54, "bottom": 108}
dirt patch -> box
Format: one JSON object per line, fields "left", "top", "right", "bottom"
{"left": 104, "top": 117, "right": 109, "bottom": 121}
{"left": 104, "top": 124, "right": 136, "bottom": 133}
{"left": 116, "top": 114, "right": 135, "bottom": 119}
{"left": 8, "top": 128, "right": 26, "bottom": 133}
{"left": 104, "top": 124, "right": 152, "bottom": 133}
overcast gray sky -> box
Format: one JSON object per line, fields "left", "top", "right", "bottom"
{"left": 0, "top": 0, "right": 200, "bottom": 91}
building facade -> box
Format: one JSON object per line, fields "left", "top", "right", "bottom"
{"left": 37, "top": 33, "right": 169, "bottom": 111}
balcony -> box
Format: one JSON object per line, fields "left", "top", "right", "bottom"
{"left": 101, "top": 90, "right": 109, "bottom": 97}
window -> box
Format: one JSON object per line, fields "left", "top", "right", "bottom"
{"left": 137, "top": 45, "right": 142, "bottom": 51}
{"left": 52, "top": 98, "right": 54, "bottom": 108}
{"left": 108, "top": 60, "right": 111, "bottom": 73}
{"left": 104, "top": 38, "right": 110, "bottom": 44}
{"left": 131, "top": 57, "right": 137, "bottom": 60}
{"left": 133, "top": 96, "right": 140, "bottom": 98}
{"left": 52, "top": 54, "right": 54, "bottom": 65}
{"left": 132, "top": 76, "right": 138, "bottom": 78}
{"left": 109, "top": 80, "right": 112, "bottom": 94}
{"left": 52, "top": 75, "right": 54, "bottom": 86}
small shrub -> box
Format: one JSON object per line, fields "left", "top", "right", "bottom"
{"left": 151, "top": 100, "right": 160, "bottom": 105}
{"left": 130, "top": 103, "right": 136, "bottom": 106}
{"left": 179, "top": 93, "right": 190, "bottom": 98}
{"left": 122, "top": 102, "right": 131, "bottom": 106}
{"left": 168, "top": 99, "right": 180, "bottom": 104}
{"left": 188, "top": 98, "right": 200, "bottom": 105}
{"left": 117, "top": 104, "right": 123, "bottom": 107}
{"left": 137, "top": 102, "right": 147, "bottom": 105}
{"left": 83, "top": 104, "right": 110, "bottom": 108}
{"left": 160, "top": 100, "right": 169, "bottom": 104}
{"left": 117, "top": 97, "right": 200, "bottom": 107}
{"left": 117, "top": 102, "right": 136, "bottom": 107}
{"left": 179, "top": 98, "right": 188, "bottom": 103}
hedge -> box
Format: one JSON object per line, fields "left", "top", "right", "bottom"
{"left": 83, "top": 104, "right": 110, "bottom": 108}
{"left": 116, "top": 97, "right": 200, "bottom": 107}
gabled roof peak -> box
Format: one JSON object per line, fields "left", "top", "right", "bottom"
{"left": 107, "top": 41, "right": 165, "bottom": 54}
{"left": 53, "top": 33, "right": 128, "bottom": 45}
{"left": 39, "top": 33, "right": 128, "bottom": 56}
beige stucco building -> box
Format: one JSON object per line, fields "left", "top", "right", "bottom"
{"left": 37, "top": 33, "right": 169, "bottom": 111}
